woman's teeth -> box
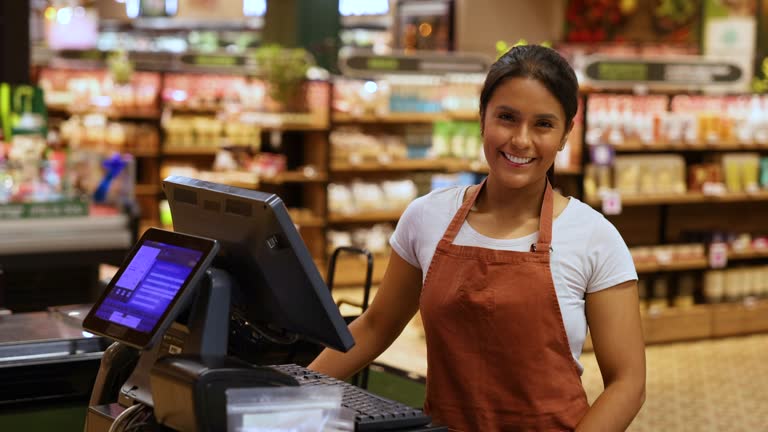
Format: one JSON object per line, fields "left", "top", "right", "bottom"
{"left": 503, "top": 153, "right": 533, "bottom": 164}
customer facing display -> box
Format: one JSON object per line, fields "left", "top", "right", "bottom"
{"left": 83, "top": 228, "right": 219, "bottom": 349}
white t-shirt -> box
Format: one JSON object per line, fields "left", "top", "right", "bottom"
{"left": 389, "top": 186, "right": 638, "bottom": 373}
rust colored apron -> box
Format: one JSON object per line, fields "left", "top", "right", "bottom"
{"left": 420, "top": 179, "right": 589, "bottom": 431}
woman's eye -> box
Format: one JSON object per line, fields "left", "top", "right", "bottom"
{"left": 498, "top": 113, "right": 514, "bottom": 121}
{"left": 537, "top": 121, "right": 554, "bottom": 128}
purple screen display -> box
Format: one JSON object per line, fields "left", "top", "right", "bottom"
{"left": 94, "top": 240, "right": 203, "bottom": 333}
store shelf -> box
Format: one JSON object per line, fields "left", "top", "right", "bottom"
{"left": 332, "top": 159, "right": 442, "bottom": 172}
{"left": 333, "top": 112, "right": 446, "bottom": 124}
{"left": 612, "top": 143, "right": 768, "bottom": 153}
{"left": 711, "top": 299, "right": 768, "bottom": 337}
{"left": 728, "top": 248, "right": 768, "bottom": 261}
{"left": 47, "top": 105, "right": 161, "bottom": 121}
{"left": 332, "top": 158, "right": 486, "bottom": 173}
{"left": 582, "top": 299, "right": 768, "bottom": 351}
{"left": 293, "top": 215, "right": 325, "bottom": 228}
{"left": 634, "top": 258, "right": 709, "bottom": 273}
{"left": 261, "top": 171, "right": 328, "bottom": 184}
{"left": 328, "top": 209, "right": 405, "bottom": 224}
{"left": 587, "top": 190, "right": 768, "bottom": 207}
{"left": 163, "top": 146, "right": 221, "bottom": 155}
{"left": 642, "top": 305, "right": 713, "bottom": 344}
{"left": 129, "top": 148, "right": 160, "bottom": 157}
{"left": 441, "top": 159, "right": 489, "bottom": 173}
{"left": 135, "top": 184, "right": 161, "bottom": 195}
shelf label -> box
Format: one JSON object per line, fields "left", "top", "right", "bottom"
{"left": 602, "top": 190, "right": 622, "bottom": 215}
{"left": 709, "top": 242, "right": 728, "bottom": 269}
{"left": 590, "top": 143, "right": 615, "bottom": 166}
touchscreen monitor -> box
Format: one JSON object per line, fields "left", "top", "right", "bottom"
{"left": 83, "top": 228, "right": 218, "bottom": 349}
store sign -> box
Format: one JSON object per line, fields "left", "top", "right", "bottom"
{"left": 180, "top": 54, "right": 249, "bottom": 67}
{"left": 583, "top": 56, "right": 748, "bottom": 91}
{"left": 339, "top": 49, "right": 492, "bottom": 77}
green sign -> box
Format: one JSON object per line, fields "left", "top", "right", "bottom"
{"left": 366, "top": 57, "right": 400, "bottom": 71}
{"left": 0, "top": 200, "right": 89, "bottom": 219}
{"left": 340, "top": 50, "right": 492, "bottom": 77}
{"left": 182, "top": 54, "right": 246, "bottom": 67}
{"left": 596, "top": 63, "right": 648, "bottom": 81}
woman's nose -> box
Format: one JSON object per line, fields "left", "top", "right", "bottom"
{"left": 508, "top": 124, "right": 532, "bottom": 147}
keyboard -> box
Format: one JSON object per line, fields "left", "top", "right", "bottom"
{"left": 272, "top": 364, "right": 433, "bottom": 432}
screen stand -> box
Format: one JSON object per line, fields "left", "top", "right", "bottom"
{"left": 117, "top": 267, "right": 233, "bottom": 407}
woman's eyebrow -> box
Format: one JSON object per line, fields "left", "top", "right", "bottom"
{"left": 494, "top": 105, "right": 560, "bottom": 121}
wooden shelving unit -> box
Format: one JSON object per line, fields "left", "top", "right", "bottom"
{"left": 328, "top": 210, "right": 405, "bottom": 224}
{"left": 728, "top": 248, "right": 768, "bottom": 261}
{"left": 333, "top": 112, "right": 447, "bottom": 124}
{"left": 47, "top": 105, "right": 162, "bottom": 121}
{"left": 331, "top": 159, "right": 445, "bottom": 172}
{"left": 612, "top": 142, "right": 768, "bottom": 153}
{"left": 262, "top": 171, "right": 328, "bottom": 184}
{"left": 163, "top": 147, "right": 221, "bottom": 156}
{"left": 293, "top": 215, "right": 325, "bottom": 228}
{"left": 584, "top": 299, "right": 768, "bottom": 351}
{"left": 135, "top": 184, "right": 161, "bottom": 196}
{"left": 586, "top": 191, "right": 768, "bottom": 207}
{"left": 634, "top": 258, "right": 709, "bottom": 273}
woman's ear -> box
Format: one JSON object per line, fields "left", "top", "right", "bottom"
{"left": 559, "top": 120, "right": 575, "bottom": 150}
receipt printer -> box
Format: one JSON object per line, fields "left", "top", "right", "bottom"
{"left": 150, "top": 355, "right": 298, "bottom": 432}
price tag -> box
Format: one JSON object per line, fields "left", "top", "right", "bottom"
{"left": 709, "top": 242, "right": 728, "bottom": 269}
{"left": 348, "top": 153, "right": 363, "bottom": 165}
{"left": 590, "top": 143, "right": 615, "bottom": 166}
{"left": 602, "top": 190, "right": 622, "bottom": 215}
{"left": 377, "top": 153, "right": 393, "bottom": 165}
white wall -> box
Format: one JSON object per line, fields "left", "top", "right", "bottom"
{"left": 454, "top": 0, "right": 565, "bottom": 57}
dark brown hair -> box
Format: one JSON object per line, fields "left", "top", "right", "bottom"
{"left": 479, "top": 45, "right": 579, "bottom": 182}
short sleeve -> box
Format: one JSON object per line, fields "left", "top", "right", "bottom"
{"left": 389, "top": 195, "right": 425, "bottom": 269}
{"left": 586, "top": 217, "right": 638, "bottom": 293}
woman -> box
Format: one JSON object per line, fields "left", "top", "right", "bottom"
{"left": 310, "top": 45, "right": 646, "bottom": 431}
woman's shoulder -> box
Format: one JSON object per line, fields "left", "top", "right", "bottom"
{"left": 559, "top": 196, "right": 609, "bottom": 223}
{"left": 409, "top": 185, "right": 467, "bottom": 211}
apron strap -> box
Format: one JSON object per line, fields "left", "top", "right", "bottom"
{"left": 442, "top": 178, "right": 486, "bottom": 244}
{"left": 533, "top": 180, "right": 554, "bottom": 252}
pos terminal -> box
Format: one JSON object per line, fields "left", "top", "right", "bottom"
{"left": 83, "top": 176, "right": 438, "bottom": 432}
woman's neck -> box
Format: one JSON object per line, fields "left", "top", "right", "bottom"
{"left": 477, "top": 175, "right": 547, "bottom": 222}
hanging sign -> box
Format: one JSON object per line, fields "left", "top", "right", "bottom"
{"left": 339, "top": 48, "right": 492, "bottom": 77}
{"left": 180, "top": 54, "right": 249, "bottom": 67}
{"left": 582, "top": 56, "right": 748, "bottom": 92}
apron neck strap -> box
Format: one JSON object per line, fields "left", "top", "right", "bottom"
{"left": 442, "top": 178, "right": 485, "bottom": 242}
{"left": 534, "top": 180, "right": 554, "bottom": 252}
{"left": 442, "top": 178, "right": 555, "bottom": 252}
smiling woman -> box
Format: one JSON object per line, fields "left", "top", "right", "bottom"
{"left": 309, "top": 45, "right": 646, "bottom": 432}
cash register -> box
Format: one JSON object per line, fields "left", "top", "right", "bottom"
{"left": 82, "top": 176, "right": 443, "bottom": 432}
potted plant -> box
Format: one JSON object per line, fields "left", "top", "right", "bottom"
{"left": 254, "top": 44, "right": 313, "bottom": 112}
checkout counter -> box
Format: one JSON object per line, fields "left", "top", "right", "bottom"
{"left": 0, "top": 212, "right": 136, "bottom": 312}
{"left": 0, "top": 177, "right": 445, "bottom": 432}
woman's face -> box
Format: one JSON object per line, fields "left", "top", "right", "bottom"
{"left": 482, "top": 77, "right": 571, "bottom": 190}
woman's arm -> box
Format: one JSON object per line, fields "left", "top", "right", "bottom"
{"left": 308, "top": 251, "right": 423, "bottom": 380}
{"left": 576, "top": 280, "right": 646, "bottom": 432}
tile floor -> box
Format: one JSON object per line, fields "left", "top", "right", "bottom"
{"left": 580, "top": 334, "right": 768, "bottom": 431}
